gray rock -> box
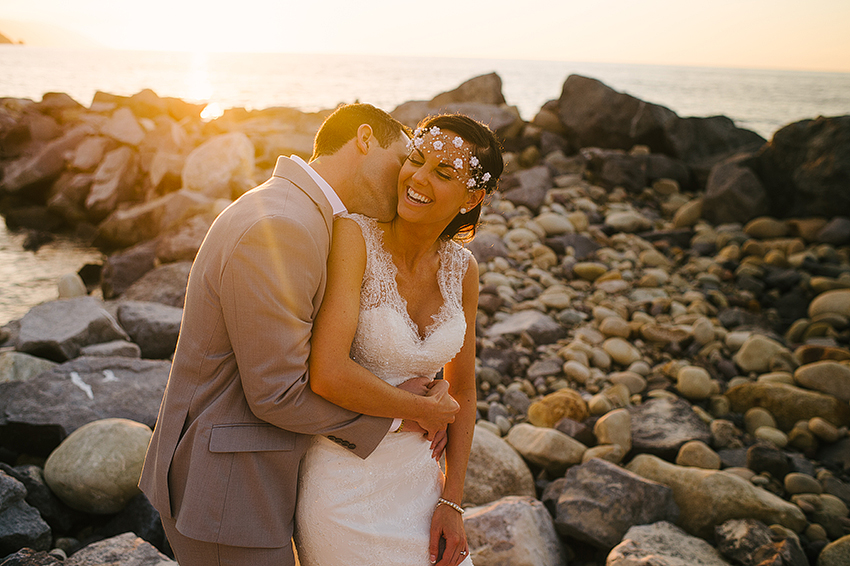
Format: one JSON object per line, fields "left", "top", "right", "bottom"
{"left": 464, "top": 425, "right": 535, "bottom": 507}
{"left": 0, "top": 548, "right": 62, "bottom": 565}
{"left": 85, "top": 146, "right": 141, "bottom": 221}
{"left": 0, "top": 463, "right": 82, "bottom": 534}
{"left": 64, "top": 532, "right": 176, "bottom": 566}
{"left": 119, "top": 261, "right": 192, "bottom": 308}
{"left": 79, "top": 340, "right": 142, "bottom": 358}
{"left": 182, "top": 132, "right": 255, "bottom": 200}
{"left": 0, "top": 352, "right": 57, "bottom": 384}
{"left": 154, "top": 214, "right": 213, "bottom": 263}
{"left": 16, "top": 297, "right": 130, "bottom": 362}
{"left": 628, "top": 396, "right": 711, "bottom": 459}
{"left": 607, "top": 521, "right": 733, "bottom": 566}
{"left": 0, "top": 356, "right": 170, "bottom": 454}
{"left": 714, "top": 518, "right": 807, "bottom": 566}
{"left": 0, "top": 471, "right": 52, "bottom": 556}
{"left": 101, "top": 240, "right": 159, "bottom": 300}
{"left": 702, "top": 153, "right": 769, "bottom": 225}
{"left": 501, "top": 165, "right": 553, "bottom": 213}
{"left": 505, "top": 423, "right": 586, "bottom": 476}
{"left": 116, "top": 301, "right": 182, "bottom": 359}
{"left": 552, "top": 458, "right": 679, "bottom": 550}
{"left": 486, "top": 310, "right": 565, "bottom": 345}
{"left": 0, "top": 124, "right": 92, "bottom": 193}
{"left": 467, "top": 232, "right": 510, "bottom": 263}
{"left": 465, "top": 496, "right": 568, "bottom": 566}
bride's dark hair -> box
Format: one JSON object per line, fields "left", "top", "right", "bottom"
{"left": 415, "top": 114, "right": 503, "bottom": 243}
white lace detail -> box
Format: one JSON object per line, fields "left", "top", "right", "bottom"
{"left": 295, "top": 213, "right": 473, "bottom": 566}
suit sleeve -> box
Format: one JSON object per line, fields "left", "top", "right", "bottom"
{"left": 220, "top": 213, "right": 391, "bottom": 458}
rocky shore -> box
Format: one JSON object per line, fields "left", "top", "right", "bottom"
{"left": 1, "top": 73, "right": 849, "bottom": 566}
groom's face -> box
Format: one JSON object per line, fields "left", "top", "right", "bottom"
{"left": 359, "top": 132, "right": 410, "bottom": 222}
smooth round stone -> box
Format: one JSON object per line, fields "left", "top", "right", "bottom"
{"left": 593, "top": 408, "right": 631, "bottom": 452}
{"left": 476, "top": 419, "right": 501, "bottom": 437}
{"left": 534, "top": 212, "right": 575, "bottom": 236}
{"left": 744, "top": 407, "right": 777, "bottom": 434}
{"left": 809, "top": 417, "right": 842, "bottom": 443}
{"left": 605, "top": 210, "right": 651, "bottom": 233}
{"left": 599, "top": 316, "right": 631, "bottom": 339}
{"left": 602, "top": 337, "right": 641, "bottom": 366}
{"left": 757, "top": 371, "right": 794, "bottom": 385}
{"left": 804, "top": 523, "right": 828, "bottom": 542}
{"left": 539, "top": 286, "right": 573, "bottom": 310}
{"left": 784, "top": 472, "right": 823, "bottom": 495}
{"left": 563, "top": 360, "right": 591, "bottom": 384}
{"left": 788, "top": 426, "right": 819, "bottom": 452}
{"left": 526, "top": 389, "right": 589, "bottom": 428}
{"left": 676, "top": 365, "right": 713, "bottom": 400}
{"left": 639, "top": 249, "right": 670, "bottom": 268}
{"left": 588, "top": 393, "right": 614, "bottom": 415}
{"left": 794, "top": 361, "right": 850, "bottom": 402}
{"left": 57, "top": 273, "right": 87, "bottom": 299}
{"left": 573, "top": 262, "right": 609, "bottom": 281}
{"left": 744, "top": 217, "right": 790, "bottom": 239}
{"left": 672, "top": 198, "right": 702, "bottom": 228}
{"left": 652, "top": 178, "right": 679, "bottom": 196}
{"left": 691, "top": 317, "right": 715, "bottom": 345}
{"left": 581, "top": 443, "right": 625, "bottom": 464}
{"left": 733, "top": 334, "right": 790, "bottom": 374}
{"left": 627, "top": 360, "right": 651, "bottom": 376}
{"left": 608, "top": 371, "right": 646, "bottom": 394}
{"left": 754, "top": 426, "right": 789, "bottom": 448}
{"left": 44, "top": 418, "right": 152, "bottom": 514}
{"left": 589, "top": 347, "right": 612, "bottom": 370}
{"left": 675, "top": 440, "right": 721, "bottom": 470}
{"left": 725, "top": 467, "right": 757, "bottom": 482}
{"left": 725, "top": 331, "right": 752, "bottom": 351}
{"left": 809, "top": 289, "right": 850, "bottom": 318}
{"left": 567, "top": 211, "right": 589, "bottom": 232}
{"left": 640, "top": 323, "right": 690, "bottom": 344}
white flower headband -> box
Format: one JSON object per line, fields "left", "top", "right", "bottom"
{"left": 408, "top": 126, "right": 492, "bottom": 191}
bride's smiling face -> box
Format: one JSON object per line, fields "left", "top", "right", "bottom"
{"left": 397, "top": 128, "right": 483, "bottom": 227}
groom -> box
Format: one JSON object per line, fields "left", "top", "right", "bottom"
{"left": 139, "top": 104, "right": 459, "bottom": 565}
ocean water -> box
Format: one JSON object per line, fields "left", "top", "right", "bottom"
{"left": 1, "top": 47, "right": 849, "bottom": 325}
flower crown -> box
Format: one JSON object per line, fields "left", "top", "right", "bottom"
{"left": 408, "top": 126, "right": 492, "bottom": 191}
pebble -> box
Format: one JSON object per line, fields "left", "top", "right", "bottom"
{"left": 754, "top": 426, "right": 789, "bottom": 448}
{"left": 744, "top": 407, "right": 777, "bottom": 434}
{"left": 602, "top": 337, "right": 642, "bottom": 366}
{"left": 784, "top": 472, "right": 823, "bottom": 495}
{"left": 675, "top": 440, "right": 721, "bottom": 469}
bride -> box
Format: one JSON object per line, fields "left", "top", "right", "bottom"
{"left": 295, "top": 114, "right": 503, "bottom": 566}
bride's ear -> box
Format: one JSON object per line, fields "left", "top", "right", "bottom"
{"left": 464, "top": 189, "right": 485, "bottom": 210}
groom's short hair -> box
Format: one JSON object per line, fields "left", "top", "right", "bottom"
{"left": 312, "top": 103, "right": 409, "bottom": 159}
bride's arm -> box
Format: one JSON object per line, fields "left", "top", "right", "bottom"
{"left": 309, "top": 217, "right": 459, "bottom": 435}
{"left": 429, "top": 257, "right": 480, "bottom": 566}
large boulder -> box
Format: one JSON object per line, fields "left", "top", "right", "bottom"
{"left": 85, "top": 145, "right": 141, "bottom": 221}
{"left": 116, "top": 301, "right": 182, "bottom": 359}
{"left": 505, "top": 423, "right": 587, "bottom": 476}
{"left": 626, "top": 454, "right": 807, "bottom": 538}
{"left": 15, "top": 297, "right": 130, "bottom": 362}
{"left": 464, "top": 496, "right": 568, "bottom": 566}
{"left": 63, "top": 532, "right": 176, "bottom": 565}
{"left": 0, "top": 124, "right": 93, "bottom": 194}
{"left": 0, "top": 470, "right": 52, "bottom": 556}
{"left": 607, "top": 521, "right": 733, "bottom": 566}
{"left": 463, "top": 425, "right": 535, "bottom": 506}
{"left": 550, "top": 458, "right": 679, "bottom": 550}
{"left": 0, "top": 356, "right": 170, "bottom": 456}
{"left": 44, "top": 418, "right": 151, "bottom": 514}
{"left": 181, "top": 132, "right": 256, "bottom": 199}
{"left": 118, "top": 261, "right": 192, "bottom": 307}
{"left": 725, "top": 381, "right": 850, "bottom": 430}
{"left": 751, "top": 115, "right": 850, "bottom": 219}
{"left": 702, "top": 153, "right": 769, "bottom": 225}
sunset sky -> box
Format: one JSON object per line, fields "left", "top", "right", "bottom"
{"left": 1, "top": 0, "right": 848, "bottom": 72}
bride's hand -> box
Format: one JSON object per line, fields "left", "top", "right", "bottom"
{"left": 419, "top": 380, "right": 459, "bottom": 440}
{"left": 430, "top": 503, "right": 469, "bottom": 566}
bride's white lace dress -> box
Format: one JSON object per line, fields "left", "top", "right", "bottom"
{"left": 295, "top": 213, "right": 474, "bottom": 566}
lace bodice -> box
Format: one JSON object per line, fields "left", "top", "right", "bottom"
{"left": 343, "top": 213, "right": 470, "bottom": 386}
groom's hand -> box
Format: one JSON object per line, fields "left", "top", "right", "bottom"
{"left": 397, "top": 376, "right": 431, "bottom": 396}
{"left": 419, "top": 380, "right": 459, "bottom": 440}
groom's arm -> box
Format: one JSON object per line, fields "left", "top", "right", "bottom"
{"left": 220, "top": 212, "right": 391, "bottom": 457}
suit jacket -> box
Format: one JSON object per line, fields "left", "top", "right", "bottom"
{"left": 139, "top": 156, "right": 391, "bottom": 549}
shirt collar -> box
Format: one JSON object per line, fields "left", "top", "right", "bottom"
{"left": 289, "top": 154, "right": 347, "bottom": 216}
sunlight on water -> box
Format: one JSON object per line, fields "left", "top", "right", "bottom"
{"left": 0, "top": 223, "right": 103, "bottom": 326}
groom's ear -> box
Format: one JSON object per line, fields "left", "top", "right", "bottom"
{"left": 355, "top": 124, "right": 374, "bottom": 155}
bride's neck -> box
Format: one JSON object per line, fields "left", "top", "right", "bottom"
{"left": 382, "top": 217, "right": 444, "bottom": 269}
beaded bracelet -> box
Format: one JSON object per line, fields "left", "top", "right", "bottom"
{"left": 394, "top": 419, "right": 405, "bottom": 433}
{"left": 437, "top": 497, "right": 464, "bottom": 515}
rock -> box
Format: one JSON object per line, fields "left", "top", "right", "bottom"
{"left": 629, "top": 396, "right": 712, "bottom": 459}
{"left": 605, "top": 210, "right": 652, "bottom": 233}
{"left": 0, "top": 356, "right": 170, "bottom": 455}
{"left": 44, "top": 418, "right": 152, "bottom": 514}
{"left": 818, "top": 534, "right": 850, "bottom": 566}
{"left": 15, "top": 297, "right": 130, "bottom": 362}
{"left": 99, "top": 492, "right": 167, "bottom": 555}
{"left": 116, "top": 301, "right": 182, "bottom": 360}
{"left": 573, "top": 262, "right": 609, "bottom": 281}
{"left": 100, "top": 107, "right": 145, "bottom": 146}
{"left": 527, "top": 389, "right": 590, "bottom": 428}
{"left": 784, "top": 472, "right": 822, "bottom": 495}
{"left": 464, "top": 496, "right": 567, "bottom": 566}
{"left": 603, "top": 338, "right": 642, "bottom": 366}
{"left": 85, "top": 146, "right": 141, "bottom": 221}
{"left": 584, "top": 149, "right": 647, "bottom": 193}
{"left": 733, "top": 334, "right": 791, "bottom": 374}
{"left": 57, "top": 273, "right": 87, "bottom": 299}
{"left": 0, "top": 463, "right": 83, "bottom": 535}
{"left": 0, "top": 470, "right": 52, "bottom": 556}
{"left": 467, "top": 232, "right": 510, "bottom": 263}
{"left": 626, "top": 454, "right": 807, "bottom": 538}
{"left": 816, "top": 216, "right": 850, "bottom": 245}
{"left": 70, "top": 135, "right": 112, "bottom": 171}
{"left": 1, "top": 125, "right": 92, "bottom": 194}
{"left": 182, "top": 132, "right": 255, "bottom": 200}
{"left": 593, "top": 408, "right": 631, "bottom": 453}
{"left": 430, "top": 73, "right": 507, "bottom": 107}
{"left": 79, "top": 340, "right": 142, "bottom": 358}
{"left": 119, "top": 261, "right": 192, "bottom": 307}
{"left": 505, "top": 423, "right": 586, "bottom": 475}
{"left": 501, "top": 165, "right": 552, "bottom": 213}
{"left": 0, "top": 548, "right": 62, "bottom": 565}
{"left": 752, "top": 116, "right": 850, "bottom": 219}
{"left": 63, "top": 532, "right": 176, "bottom": 565}
{"left": 599, "top": 317, "right": 631, "bottom": 339}
{"left": 744, "top": 407, "right": 777, "bottom": 434}
{"left": 607, "top": 521, "right": 732, "bottom": 566}
{"left": 714, "top": 518, "right": 806, "bottom": 566}
{"left": 673, "top": 198, "right": 703, "bottom": 228}
{"left": 702, "top": 153, "right": 769, "bottom": 225}
{"left": 725, "top": 381, "right": 850, "bottom": 430}
{"left": 676, "top": 440, "right": 721, "bottom": 470}
{"left": 793, "top": 361, "right": 850, "bottom": 402}
{"left": 676, "top": 365, "right": 714, "bottom": 400}
{"left": 744, "top": 217, "right": 790, "bottom": 239}
{"left": 809, "top": 289, "right": 850, "bottom": 318}
{"left": 551, "top": 458, "right": 678, "bottom": 550}
{"left": 100, "top": 240, "right": 158, "bottom": 300}
{"left": 463, "top": 425, "right": 536, "bottom": 506}
{"left": 485, "top": 310, "right": 565, "bottom": 345}
{"left": 534, "top": 212, "right": 575, "bottom": 236}
{"left": 0, "top": 352, "right": 57, "bottom": 384}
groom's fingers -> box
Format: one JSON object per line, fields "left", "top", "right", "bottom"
{"left": 430, "top": 429, "right": 448, "bottom": 460}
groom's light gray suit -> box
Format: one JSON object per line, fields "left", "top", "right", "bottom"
{"left": 139, "top": 156, "right": 391, "bottom": 555}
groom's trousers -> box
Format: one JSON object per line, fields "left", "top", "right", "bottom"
{"left": 162, "top": 516, "right": 296, "bottom": 566}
